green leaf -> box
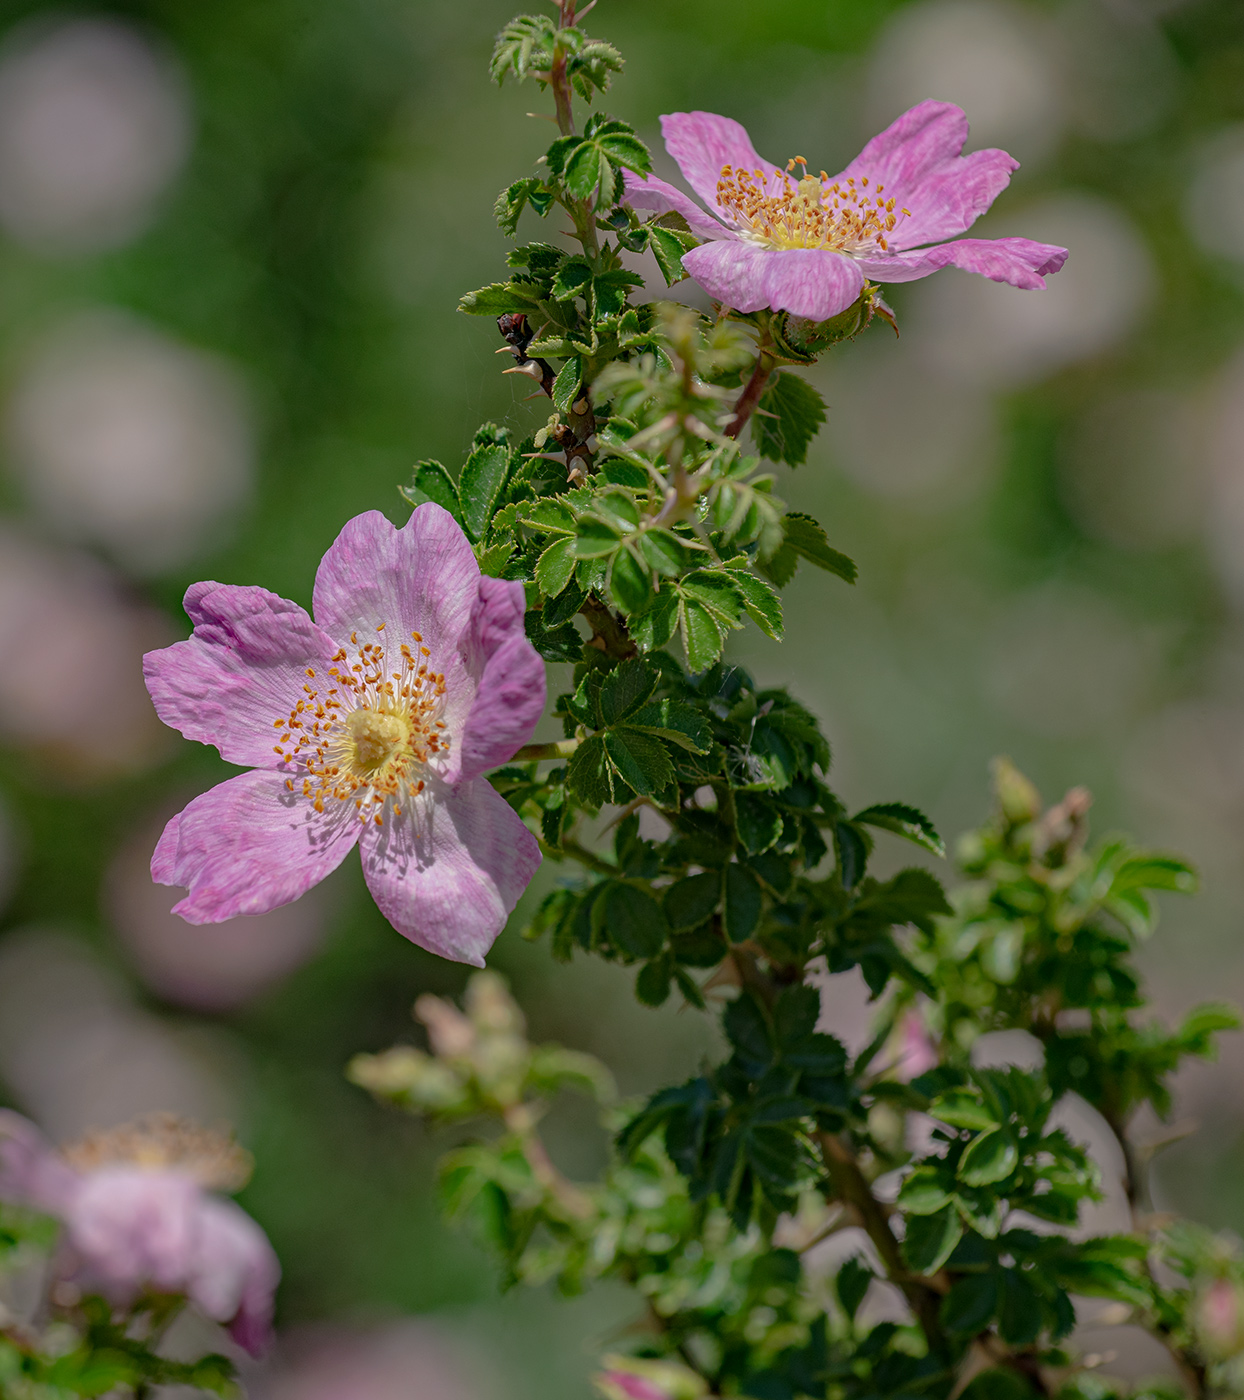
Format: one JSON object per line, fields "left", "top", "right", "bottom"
{"left": 897, "top": 1166, "right": 953, "bottom": 1215}
{"left": 836, "top": 1255, "right": 873, "bottom": 1322}
{"left": 648, "top": 225, "right": 689, "bottom": 284}
{"left": 680, "top": 599, "right": 726, "bottom": 671}
{"left": 724, "top": 862, "right": 762, "bottom": 942}
{"left": 636, "top": 956, "right": 672, "bottom": 1006}
{"left": 1112, "top": 854, "right": 1197, "bottom": 895}
{"left": 400, "top": 460, "right": 462, "bottom": 523}
{"left": 941, "top": 1271, "right": 999, "bottom": 1334}
{"left": 535, "top": 536, "right": 577, "bottom": 597}
{"left": 603, "top": 882, "right": 667, "bottom": 959}
{"left": 630, "top": 586, "right": 679, "bottom": 652}
{"left": 902, "top": 1202, "right": 963, "bottom": 1275}
{"left": 665, "top": 872, "right": 721, "bottom": 932}
{"left": 459, "top": 443, "right": 511, "bottom": 543}
{"left": 853, "top": 802, "right": 945, "bottom": 858}
{"left": 459, "top": 281, "right": 542, "bottom": 316}
{"left": 604, "top": 727, "right": 674, "bottom": 797}
{"left": 958, "top": 1127, "right": 1019, "bottom": 1186}
{"left": 735, "top": 795, "right": 783, "bottom": 855}
{"left": 754, "top": 372, "right": 828, "bottom": 467}
{"left": 566, "top": 734, "right": 612, "bottom": 808}
{"left": 551, "top": 356, "right": 582, "bottom": 413}
{"left": 627, "top": 699, "right": 712, "bottom": 753}
{"left": 523, "top": 498, "right": 576, "bottom": 533}
{"left": 997, "top": 1268, "right": 1042, "bottom": 1345}
{"left": 609, "top": 545, "right": 653, "bottom": 614}
{"left": 781, "top": 513, "right": 857, "bottom": 583}
{"left": 728, "top": 569, "right": 784, "bottom": 641}
{"left": 575, "top": 517, "right": 622, "bottom": 558}
{"left": 961, "top": 1370, "right": 1036, "bottom": 1400}
{"left": 929, "top": 1090, "right": 997, "bottom": 1132}
{"left": 495, "top": 176, "right": 555, "bottom": 235}
{"left": 599, "top": 658, "right": 657, "bottom": 726}
{"left": 550, "top": 259, "right": 593, "bottom": 301}
{"left": 565, "top": 141, "right": 610, "bottom": 202}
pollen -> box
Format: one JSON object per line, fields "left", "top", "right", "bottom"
{"left": 715, "top": 161, "right": 910, "bottom": 255}
{"left": 270, "top": 626, "right": 449, "bottom": 825}
{"left": 62, "top": 1114, "right": 253, "bottom": 1193}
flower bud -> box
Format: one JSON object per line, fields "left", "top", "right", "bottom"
{"left": 594, "top": 1355, "right": 707, "bottom": 1400}
{"left": 414, "top": 994, "right": 476, "bottom": 1058}
{"left": 991, "top": 756, "right": 1042, "bottom": 828}
{"left": 1197, "top": 1277, "right": 1244, "bottom": 1358}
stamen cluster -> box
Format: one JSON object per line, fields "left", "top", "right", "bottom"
{"left": 271, "top": 624, "right": 450, "bottom": 824}
{"left": 715, "top": 160, "right": 910, "bottom": 254}
{"left": 61, "top": 1113, "right": 253, "bottom": 1193}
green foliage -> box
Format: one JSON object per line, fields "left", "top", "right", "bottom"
{"left": 754, "top": 371, "right": 829, "bottom": 467}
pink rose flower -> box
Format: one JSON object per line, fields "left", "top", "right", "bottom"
{"left": 624, "top": 101, "right": 1068, "bottom": 322}
{"left": 0, "top": 1111, "right": 280, "bottom": 1357}
{"left": 144, "top": 505, "right": 545, "bottom": 966}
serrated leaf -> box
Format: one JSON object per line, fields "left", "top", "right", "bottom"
{"left": 648, "top": 224, "right": 689, "bottom": 284}
{"left": 566, "top": 734, "right": 611, "bottom": 808}
{"left": 459, "top": 281, "right": 542, "bottom": 316}
{"left": 575, "top": 516, "right": 622, "bottom": 558}
{"left": 781, "top": 513, "right": 857, "bottom": 583}
{"left": 551, "top": 356, "right": 582, "bottom": 413}
{"left": 680, "top": 599, "right": 725, "bottom": 671}
{"left": 630, "top": 586, "right": 679, "bottom": 652}
{"left": 636, "top": 956, "right": 672, "bottom": 1006}
{"left": 550, "top": 259, "right": 592, "bottom": 301}
{"left": 627, "top": 698, "right": 712, "bottom": 753}
{"left": 459, "top": 443, "right": 511, "bottom": 543}
{"left": 902, "top": 1202, "right": 963, "bottom": 1275}
{"left": 929, "top": 1090, "right": 997, "bottom": 1132}
{"left": 665, "top": 872, "right": 720, "bottom": 931}
{"left": 754, "top": 372, "right": 828, "bottom": 467}
{"left": 735, "top": 794, "right": 783, "bottom": 854}
{"left": 401, "top": 460, "right": 462, "bottom": 523}
{"left": 599, "top": 658, "right": 657, "bottom": 726}
{"left": 853, "top": 802, "right": 945, "bottom": 857}
{"left": 604, "top": 727, "right": 674, "bottom": 797}
{"left": 941, "top": 1272, "right": 999, "bottom": 1334}
{"left": 609, "top": 544, "right": 652, "bottom": 614}
{"left": 897, "top": 1166, "right": 953, "bottom": 1215}
{"left": 535, "top": 536, "right": 577, "bottom": 597}
{"left": 724, "top": 861, "right": 762, "bottom": 942}
{"left": 603, "top": 882, "right": 667, "bottom": 959}
{"left": 728, "top": 569, "right": 783, "bottom": 641}
{"left": 958, "top": 1126, "right": 1019, "bottom": 1186}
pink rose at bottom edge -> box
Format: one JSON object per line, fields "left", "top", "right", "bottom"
{"left": 623, "top": 100, "right": 1068, "bottom": 323}
{"left": 0, "top": 1109, "right": 280, "bottom": 1357}
{"left": 143, "top": 503, "right": 546, "bottom": 968}
{"left": 595, "top": 1355, "right": 708, "bottom": 1400}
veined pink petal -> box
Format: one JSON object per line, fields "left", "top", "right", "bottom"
{"left": 856, "top": 236, "right": 1069, "bottom": 289}
{"left": 836, "top": 99, "right": 971, "bottom": 200}
{"left": 359, "top": 778, "right": 540, "bottom": 966}
{"left": 682, "top": 241, "right": 866, "bottom": 320}
{"left": 153, "top": 770, "right": 360, "bottom": 923}
{"left": 660, "top": 111, "right": 785, "bottom": 212}
{"left": 144, "top": 584, "right": 339, "bottom": 769}
{"left": 457, "top": 577, "right": 546, "bottom": 782}
{"left": 621, "top": 171, "right": 726, "bottom": 239}
{"left": 312, "top": 505, "right": 480, "bottom": 664}
{"left": 889, "top": 147, "right": 1019, "bottom": 248}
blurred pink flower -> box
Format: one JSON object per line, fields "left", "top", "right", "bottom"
{"left": 896, "top": 1011, "right": 939, "bottom": 1081}
{"left": 625, "top": 101, "right": 1067, "bottom": 321}
{"left": 144, "top": 505, "right": 545, "bottom": 967}
{"left": 0, "top": 1111, "right": 279, "bottom": 1356}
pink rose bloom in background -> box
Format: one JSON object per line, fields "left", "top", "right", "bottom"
{"left": 144, "top": 504, "right": 545, "bottom": 967}
{"left": 0, "top": 1111, "right": 280, "bottom": 1356}
{"left": 624, "top": 100, "right": 1068, "bottom": 322}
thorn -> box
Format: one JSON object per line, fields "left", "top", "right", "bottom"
{"left": 526, "top": 111, "right": 560, "bottom": 125}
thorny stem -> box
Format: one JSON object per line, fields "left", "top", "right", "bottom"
{"left": 816, "top": 1131, "right": 948, "bottom": 1351}
{"left": 726, "top": 350, "right": 775, "bottom": 439}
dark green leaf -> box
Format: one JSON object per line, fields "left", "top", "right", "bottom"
{"left": 637, "top": 956, "right": 673, "bottom": 1007}
{"left": 781, "top": 513, "right": 857, "bottom": 583}
{"left": 609, "top": 545, "right": 653, "bottom": 614}
{"left": 735, "top": 795, "right": 783, "bottom": 854}
{"left": 604, "top": 727, "right": 674, "bottom": 797}
{"left": 941, "top": 1271, "right": 999, "bottom": 1334}
{"left": 903, "top": 1202, "right": 963, "bottom": 1275}
{"left": 627, "top": 699, "right": 712, "bottom": 753}
{"left": 599, "top": 658, "right": 657, "bottom": 726}
{"left": 853, "top": 802, "right": 945, "bottom": 858}
{"left": 603, "top": 882, "right": 667, "bottom": 959}
{"left": 754, "top": 372, "right": 828, "bottom": 467}
{"left": 724, "top": 862, "right": 762, "bottom": 942}
{"left": 997, "top": 1268, "right": 1042, "bottom": 1345}
{"left": 401, "top": 460, "right": 462, "bottom": 522}
{"left": 566, "top": 734, "right": 611, "bottom": 808}
{"left": 665, "top": 873, "right": 720, "bottom": 932}
{"left": 836, "top": 1255, "right": 874, "bottom": 1321}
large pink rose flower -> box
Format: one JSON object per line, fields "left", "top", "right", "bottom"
{"left": 0, "top": 1112, "right": 280, "bottom": 1357}
{"left": 144, "top": 505, "right": 544, "bottom": 967}
{"left": 624, "top": 100, "right": 1068, "bottom": 322}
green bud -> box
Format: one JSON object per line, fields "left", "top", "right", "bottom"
{"left": 991, "top": 756, "right": 1042, "bottom": 828}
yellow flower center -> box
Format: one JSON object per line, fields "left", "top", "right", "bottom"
{"left": 271, "top": 624, "right": 449, "bottom": 826}
{"left": 62, "top": 1114, "right": 252, "bottom": 1192}
{"left": 715, "top": 158, "right": 911, "bottom": 255}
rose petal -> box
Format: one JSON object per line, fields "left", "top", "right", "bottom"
{"left": 660, "top": 111, "right": 785, "bottom": 213}
{"left": 69, "top": 1167, "right": 199, "bottom": 1294}
{"left": 312, "top": 505, "right": 480, "bottom": 665}
{"left": 682, "top": 241, "right": 865, "bottom": 320}
{"left": 621, "top": 171, "right": 726, "bottom": 239}
{"left": 456, "top": 577, "right": 546, "bottom": 781}
{"left": 189, "top": 1196, "right": 280, "bottom": 1356}
{"left": 836, "top": 99, "right": 971, "bottom": 199}
{"left": 153, "top": 770, "right": 360, "bottom": 924}
{"left": 889, "top": 148, "right": 1019, "bottom": 248}
{"left": 359, "top": 778, "right": 540, "bottom": 966}
{"left": 144, "top": 583, "right": 338, "bottom": 769}
{"left": 0, "top": 1110, "right": 77, "bottom": 1213}
{"left": 856, "top": 235, "right": 1068, "bottom": 289}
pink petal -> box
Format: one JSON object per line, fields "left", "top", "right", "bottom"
{"left": 837, "top": 99, "right": 971, "bottom": 198}
{"left": 457, "top": 577, "right": 546, "bottom": 781}
{"left": 189, "top": 1196, "right": 280, "bottom": 1356}
{"left": 0, "top": 1110, "right": 77, "bottom": 1213}
{"left": 889, "top": 148, "right": 1019, "bottom": 248}
{"left": 68, "top": 1167, "right": 199, "bottom": 1296}
{"left": 621, "top": 171, "right": 726, "bottom": 239}
{"left": 359, "top": 778, "right": 540, "bottom": 966}
{"left": 144, "top": 583, "right": 339, "bottom": 769}
{"left": 660, "top": 111, "right": 785, "bottom": 212}
{"left": 682, "top": 241, "right": 865, "bottom": 320}
{"left": 153, "top": 770, "right": 360, "bottom": 924}
{"left": 312, "top": 505, "right": 480, "bottom": 665}
{"left": 856, "top": 236, "right": 1068, "bottom": 289}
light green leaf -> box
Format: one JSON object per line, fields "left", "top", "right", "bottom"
{"left": 958, "top": 1127, "right": 1019, "bottom": 1187}
{"left": 535, "top": 536, "right": 577, "bottom": 597}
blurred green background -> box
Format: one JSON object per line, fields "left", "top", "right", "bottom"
{"left": 0, "top": 0, "right": 1241, "bottom": 1393}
